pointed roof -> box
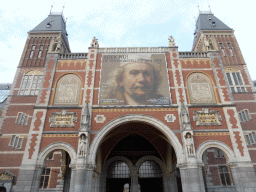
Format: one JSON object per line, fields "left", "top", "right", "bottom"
{"left": 192, "top": 12, "right": 233, "bottom": 48}
{"left": 30, "top": 13, "right": 70, "bottom": 49}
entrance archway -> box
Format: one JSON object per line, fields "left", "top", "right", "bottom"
{"left": 95, "top": 121, "right": 180, "bottom": 192}
{"left": 88, "top": 114, "right": 184, "bottom": 166}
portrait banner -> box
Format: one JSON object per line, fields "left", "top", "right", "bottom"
{"left": 99, "top": 53, "right": 171, "bottom": 106}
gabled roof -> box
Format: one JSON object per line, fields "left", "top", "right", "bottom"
{"left": 30, "top": 13, "right": 70, "bottom": 49}
{"left": 192, "top": 12, "right": 233, "bottom": 49}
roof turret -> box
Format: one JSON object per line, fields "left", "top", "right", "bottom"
{"left": 192, "top": 12, "right": 233, "bottom": 48}
{"left": 30, "top": 13, "right": 70, "bottom": 49}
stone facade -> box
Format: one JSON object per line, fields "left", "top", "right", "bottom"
{"left": 0, "top": 12, "right": 256, "bottom": 192}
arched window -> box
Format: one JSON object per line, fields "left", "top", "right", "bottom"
{"left": 139, "top": 160, "right": 162, "bottom": 178}
{"left": 19, "top": 71, "right": 43, "bottom": 95}
{"left": 107, "top": 161, "right": 130, "bottom": 178}
{"left": 187, "top": 73, "right": 216, "bottom": 104}
{"left": 54, "top": 74, "right": 81, "bottom": 105}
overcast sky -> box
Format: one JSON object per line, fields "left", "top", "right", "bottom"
{"left": 0, "top": 0, "right": 255, "bottom": 83}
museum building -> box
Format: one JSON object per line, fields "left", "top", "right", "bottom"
{"left": 0, "top": 10, "right": 256, "bottom": 192}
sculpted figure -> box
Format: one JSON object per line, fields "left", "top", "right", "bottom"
{"left": 78, "top": 134, "right": 87, "bottom": 156}
{"left": 168, "top": 36, "right": 175, "bottom": 46}
{"left": 185, "top": 133, "right": 194, "bottom": 156}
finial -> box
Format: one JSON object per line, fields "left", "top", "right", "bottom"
{"left": 197, "top": 5, "right": 200, "bottom": 13}
{"left": 50, "top": 4, "right": 54, "bottom": 14}
{"left": 208, "top": 4, "right": 212, "bottom": 13}
{"left": 62, "top": 4, "right": 65, "bottom": 13}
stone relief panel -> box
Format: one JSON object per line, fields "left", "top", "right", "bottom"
{"left": 54, "top": 74, "right": 81, "bottom": 105}
{"left": 49, "top": 109, "right": 77, "bottom": 127}
{"left": 187, "top": 73, "right": 216, "bottom": 104}
{"left": 165, "top": 114, "right": 176, "bottom": 122}
{"left": 193, "top": 108, "right": 222, "bottom": 126}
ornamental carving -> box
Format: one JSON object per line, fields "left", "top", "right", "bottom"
{"left": 187, "top": 73, "right": 216, "bottom": 104}
{"left": 49, "top": 110, "right": 77, "bottom": 127}
{"left": 0, "top": 171, "right": 15, "bottom": 181}
{"left": 54, "top": 74, "right": 81, "bottom": 105}
{"left": 193, "top": 108, "right": 222, "bottom": 126}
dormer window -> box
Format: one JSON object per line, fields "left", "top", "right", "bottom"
{"left": 212, "top": 21, "right": 216, "bottom": 27}
{"left": 46, "top": 22, "right": 51, "bottom": 28}
{"left": 194, "top": 32, "right": 197, "bottom": 37}
{"left": 208, "top": 16, "right": 212, "bottom": 20}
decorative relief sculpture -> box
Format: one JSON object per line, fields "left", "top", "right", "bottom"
{"left": 193, "top": 108, "right": 222, "bottom": 126}
{"left": 49, "top": 109, "right": 77, "bottom": 127}
{"left": 180, "top": 102, "right": 192, "bottom": 131}
{"left": 168, "top": 36, "right": 175, "bottom": 46}
{"left": 0, "top": 170, "right": 15, "bottom": 181}
{"left": 54, "top": 74, "right": 81, "bottom": 105}
{"left": 78, "top": 134, "right": 87, "bottom": 156}
{"left": 187, "top": 73, "right": 216, "bottom": 104}
{"left": 185, "top": 132, "right": 195, "bottom": 156}
{"left": 49, "top": 35, "right": 63, "bottom": 53}
{"left": 91, "top": 36, "right": 99, "bottom": 48}
{"left": 94, "top": 115, "right": 106, "bottom": 123}
{"left": 203, "top": 36, "right": 216, "bottom": 51}
{"left": 165, "top": 114, "right": 176, "bottom": 122}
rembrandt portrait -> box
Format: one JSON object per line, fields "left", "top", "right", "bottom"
{"left": 99, "top": 54, "right": 171, "bottom": 106}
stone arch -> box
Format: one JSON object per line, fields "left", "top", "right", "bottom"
{"left": 103, "top": 156, "right": 134, "bottom": 175}
{"left": 196, "top": 140, "right": 236, "bottom": 164}
{"left": 53, "top": 73, "right": 81, "bottom": 105}
{"left": 88, "top": 114, "right": 184, "bottom": 165}
{"left": 37, "top": 142, "right": 77, "bottom": 166}
{"left": 135, "top": 155, "right": 167, "bottom": 175}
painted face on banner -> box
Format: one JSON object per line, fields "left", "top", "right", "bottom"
{"left": 119, "top": 63, "right": 155, "bottom": 98}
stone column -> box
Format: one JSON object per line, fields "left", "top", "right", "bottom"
{"left": 85, "top": 164, "right": 96, "bottom": 192}
{"left": 130, "top": 174, "right": 139, "bottom": 192}
{"left": 229, "top": 162, "right": 256, "bottom": 192}
{"left": 168, "top": 172, "right": 178, "bottom": 192}
{"left": 179, "top": 164, "right": 205, "bottom": 192}
{"left": 31, "top": 165, "right": 44, "bottom": 192}
{"left": 93, "top": 172, "right": 101, "bottom": 192}
{"left": 69, "top": 166, "right": 76, "bottom": 192}
{"left": 99, "top": 173, "right": 107, "bottom": 192}
{"left": 74, "top": 165, "right": 87, "bottom": 192}
{"left": 163, "top": 175, "right": 169, "bottom": 192}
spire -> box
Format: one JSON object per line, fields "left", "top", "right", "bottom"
{"left": 192, "top": 13, "right": 233, "bottom": 49}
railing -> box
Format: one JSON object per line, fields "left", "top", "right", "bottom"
{"left": 98, "top": 47, "right": 173, "bottom": 53}
{"left": 179, "top": 52, "right": 208, "bottom": 58}
{"left": 59, "top": 53, "right": 87, "bottom": 59}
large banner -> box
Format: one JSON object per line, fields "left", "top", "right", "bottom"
{"left": 99, "top": 54, "right": 171, "bottom": 106}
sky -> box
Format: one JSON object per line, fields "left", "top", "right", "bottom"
{"left": 0, "top": 0, "right": 255, "bottom": 83}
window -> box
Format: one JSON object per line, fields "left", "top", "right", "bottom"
{"left": 29, "top": 45, "right": 36, "bottom": 59}
{"left": 225, "top": 68, "right": 246, "bottom": 92}
{"left": 19, "top": 71, "right": 43, "bottom": 96}
{"left": 9, "top": 135, "right": 23, "bottom": 149}
{"left": 214, "top": 149, "right": 224, "bottom": 158}
{"left": 38, "top": 45, "right": 43, "bottom": 58}
{"left": 227, "top": 43, "right": 234, "bottom": 56}
{"left": 244, "top": 132, "right": 256, "bottom": 145}
{"left": 219, "top": 43, "right": 226, "bottom": 56}
{"left": 218, "top": 166, "right": 232, "bottom": 186}
{"left": 47, "top": 152, "right": 54, "bottom": 160}
{"left": 40, "top": 168, "right": 50, "bottom": 189}
{"left": 16, "top": 112, "right": 28, "bottom": 126}
{"left": 239, "top": 109, "right": 251, "bottom": 122}
{"left": 212, "top": 21, "right": 216, "bottom": 27}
